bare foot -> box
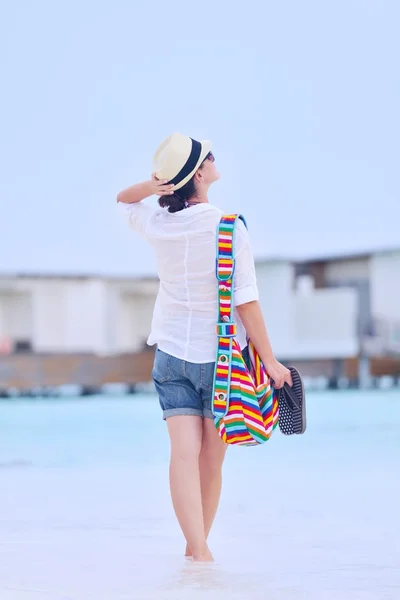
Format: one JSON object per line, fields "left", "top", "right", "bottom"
{"left": 192, "top": 547, "right": 214, "bottom": 562}
{"left": 185, "top": 544, "right": 192, "bottom": 558}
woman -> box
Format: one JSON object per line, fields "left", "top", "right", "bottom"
{"left": 117, "top": 133, "right": 292, "bottom": 562}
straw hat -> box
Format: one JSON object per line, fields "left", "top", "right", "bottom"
{"left": 152, "top": 133, "right": 212, "bottom": 191}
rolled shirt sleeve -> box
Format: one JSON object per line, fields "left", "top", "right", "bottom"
{"left": 234, "top": 218, "right": 259, "bottom": 306}
{"left": 118, "top": 201, "right": 154, "bottom": 238}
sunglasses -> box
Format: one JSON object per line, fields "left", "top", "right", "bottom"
{"left": 204, "top": 151, "right": 215, "bottom": 163}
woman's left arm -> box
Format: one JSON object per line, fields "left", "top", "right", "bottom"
{"left": 117, "top": 175, "right": 174, "bottom": 204}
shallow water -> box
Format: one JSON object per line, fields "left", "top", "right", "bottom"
{"left": 0, "top": 390, "right": 399, "bottom": 599}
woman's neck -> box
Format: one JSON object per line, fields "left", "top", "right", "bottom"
{"left": 186, "top": 192, "right": 208, "bottom": 207}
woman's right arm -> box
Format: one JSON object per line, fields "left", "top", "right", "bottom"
{"left": 236, "top": 301, "right": 292, "bottom": 388}
{"left": 234, "top": 220, "right": 292, "bottom": 389}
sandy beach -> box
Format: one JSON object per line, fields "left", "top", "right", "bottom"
{"left": 1, "top": 391, "right": 399, "bottom": 599}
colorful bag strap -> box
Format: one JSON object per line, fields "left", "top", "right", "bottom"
{"left": 213, "top": 214, "right": 246, "bottom": 419}
{"left": 216, "top": 213, "right": 247, "bottom": 320}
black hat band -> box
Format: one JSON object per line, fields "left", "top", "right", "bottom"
{"left": 167, "top": 138, "right": 202, "bottom": 186}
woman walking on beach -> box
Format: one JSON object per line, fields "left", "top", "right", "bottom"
{"left": 117, "top": 133, "right": 292, "bottom": 562}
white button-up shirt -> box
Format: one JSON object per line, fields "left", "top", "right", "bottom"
{"left": 120, "top": 202, "right": 259, "bottom": 363}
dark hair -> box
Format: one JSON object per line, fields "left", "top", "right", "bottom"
{"left": 158, "top": 162, "right": 205, "bottom": 213}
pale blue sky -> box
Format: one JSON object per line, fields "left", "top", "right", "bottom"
{"left": 1, "top": 0, "right": 399, "bottom": 276}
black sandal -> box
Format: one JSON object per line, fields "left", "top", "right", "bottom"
{"left": 275, "top": 367, "right": 307, "bottom": 435}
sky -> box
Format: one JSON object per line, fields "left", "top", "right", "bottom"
{"left": 0, "top": 0, "right": 399, "bottom": 276}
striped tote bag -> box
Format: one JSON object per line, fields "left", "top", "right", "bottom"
{"left": 211, "top": 214, "right": 279, "bottom": 446}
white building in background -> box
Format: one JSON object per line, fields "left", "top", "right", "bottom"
{"left": 294, "top": 248, "right": 400, "bottom": 357}
{"left": 256, "top": 260, "right": 359, "bottom": 360}
{"left": 0, "top": 248, "right": 399, "bottom": 359}
{"left": 0, "top": 275, "right": 158, "bottom": 355}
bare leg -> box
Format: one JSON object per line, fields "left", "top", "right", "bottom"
{"left": 200, "top": 418, "right": 228, "bottom": 537}
{"left": 167, "top": 415, "right": 213, "bottom": 562}
{"left": 185, "top": 418, "right": 227, "bottom": 557}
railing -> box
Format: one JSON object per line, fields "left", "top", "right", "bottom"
{"left": 1, "top": 350, "right": 399, "bottom": 393}
{"left": 0, "top": 351, "right": 156, "bottom": 390}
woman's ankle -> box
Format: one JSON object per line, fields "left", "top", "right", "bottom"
{"left": 192, "top": 544, "right": 214, "bottom": 562}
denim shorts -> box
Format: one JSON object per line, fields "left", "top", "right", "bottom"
{"left": 152, "top": 349, "right": 215, "bottom": 420}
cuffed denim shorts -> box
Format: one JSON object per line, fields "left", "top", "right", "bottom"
{"left": 152, "top": 349, "right": 215, "bottom": 420}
